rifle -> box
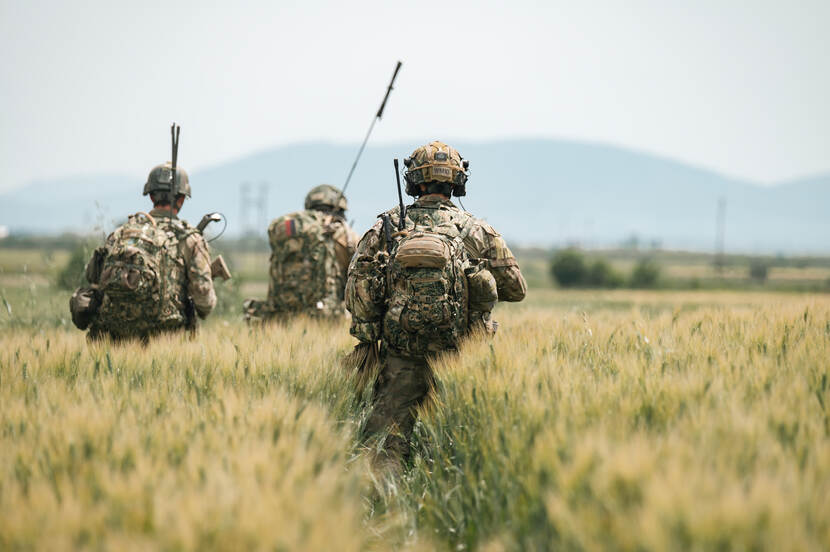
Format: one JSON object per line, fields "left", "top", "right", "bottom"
{"left": 209, "top": 256, "right": 232, "bottom": 281}
{"left": 381, "top": 214, "right": 393, "bottom": 253}
{"left": 378, "top": 159, "right": 407, "bottom": 254}
{"left": 336, "top": 61, "right": 403, "bottom": 205}
{"left": 197, "top": 212, "right": 232, "bottom": 281}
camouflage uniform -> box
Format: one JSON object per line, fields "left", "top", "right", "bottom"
{"left": 347, "top": 188, "right": 526, "bottom": 465}
{"left": 80, "top": 208, "right": 216, "bottom": 341}
{"left": 70, "top": 154, "right": 217, "bottom": 342}
{"left": 244, "top": 185, "right": 358, "bottom": 322}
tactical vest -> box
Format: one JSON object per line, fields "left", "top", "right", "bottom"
{"left": 95, "top": 213, "right": 194, "bottom": 336}
{"left": 267, "top": 210, "right": 346, "bottom": 316}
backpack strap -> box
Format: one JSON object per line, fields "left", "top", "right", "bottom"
{"left": 457, "top": 215, "right": 475, "bottom": 242}
{"left": 171, "top": 224, "right": 200, "bottom": 262}
{"left": 164, "top": 218, "right": 198, "bottom": 242}
{"left": 132, "top": 212, "right": 157, "bottom": 227}
{"left": 321, "top": 213, "right": 338, "bottom": 236}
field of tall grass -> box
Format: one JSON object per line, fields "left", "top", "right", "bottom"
{"left": 1, "top": 252, "right": 829, "bottom": 550}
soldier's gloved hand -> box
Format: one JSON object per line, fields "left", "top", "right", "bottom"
{"left": 343, "top": 341, "right": 380, "bottom": 373}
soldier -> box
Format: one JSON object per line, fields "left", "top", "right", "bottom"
{"left": 345, "top": 140, "right": 527, "bottom": 471}
{"left": 69, "top": 162, "right": 216, "bottom": 343}
{"left": 243, "top": 184, "right": 359, "bottom": 323}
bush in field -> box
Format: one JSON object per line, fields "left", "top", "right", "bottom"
{"left": 749, "top": 259, "right": 770, "bottom": 282}
{"left": 629, "top": 258, "right": 661, "bottom": 288}
{"left": 56, "top": 243, "right": 91, "bottom": 290}
{"left": 550, "top": 249, "right": 587, "bottom": 287}
{"left": 551, "top": 250, "right": 624, "bottom": 288}
{"left": 587, "top": 259, "right": 624, "bottom": 288}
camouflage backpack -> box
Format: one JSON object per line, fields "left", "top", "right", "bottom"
{"left": 95, "top": 213, "right": 192, "bottom": 336}
{"left": 382, "top": 215, "right": 475, "bottom": 356}
{"left": 267, "top": 210, "right": 345, "bottom": 316}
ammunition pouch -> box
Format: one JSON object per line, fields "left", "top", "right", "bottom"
{"left": 466, "top": 260, "right": 499, "bottom": 335}
{"left": 85, "top": 247, "right": 107, "bottom": 284}
{"left": 69, "top": 286, "right": 101, "bottom": 330}
{"left": 466, "top": 260, "right": 498, "bottom": 313}
{"left": 350, "top": 319, "right": 383, "bottom": 343}
{"left": 346, "top": 251, "right": 387, "bottom": 323}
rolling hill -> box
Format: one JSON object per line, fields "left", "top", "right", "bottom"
{"left": 1, "top": 140, "right": 827, "bottom": 253}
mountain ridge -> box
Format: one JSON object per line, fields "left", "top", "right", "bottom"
{"left": 2, "top": 139, "right": 827, "bottom": 253}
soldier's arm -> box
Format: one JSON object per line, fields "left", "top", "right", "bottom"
{"left": 347, "top": 225, "right": 359, "bottom": 257}
{"left": 345, "top": 220, "right": 385, "bottom": 342}
{"left": 182, "top": 233, "right": 217, "bottom": 318}
{"left": 465, "top": 222, "right": 527, "bottom": 302}
{"left": 333, "top": 221, "right": 360, "bottom": 275}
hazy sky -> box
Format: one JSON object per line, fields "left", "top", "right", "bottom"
{"left": 1, "top": 0, "right": 828, "bottom": 194}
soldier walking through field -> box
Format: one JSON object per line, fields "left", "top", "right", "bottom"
{"left": 345, "top": 140, "right": 527, "bottom": 471}
{"left": 243, "top": 184, "right": 358, "bottom": 323}
{"left": 69, "top": 127, "right": 217, "bottom": 343}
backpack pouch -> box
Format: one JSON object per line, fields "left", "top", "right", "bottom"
{"left": 383, "top": 230, "right": 469, "bottom": 357}
{"left": 395, "top": 234, "right": 449, "bottom": 269}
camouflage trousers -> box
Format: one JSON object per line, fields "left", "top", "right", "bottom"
{"left": 362, "top": 350, "right": 435, "bottom": 470}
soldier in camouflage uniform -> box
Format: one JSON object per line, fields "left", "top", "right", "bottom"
{"left": 345, "top": 141, "right": 526, "bottom": 470}
{"left": 69, "top": 163, "right": 216, "bottom": 342}
{"left": 243, "top": 184, "right": 358, "bottom": 323}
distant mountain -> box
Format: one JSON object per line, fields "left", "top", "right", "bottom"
{"left": 1, "top": 140, "right": 828, "bottom": 253}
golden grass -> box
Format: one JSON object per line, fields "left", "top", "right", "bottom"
{"left": 1, "top": 289, "right": 829, "bottom": 550}
{"left": 407, "top": 292, "right": 830, "bottom": 550}
{"left": 1, "top": 321, "right": 383, "bottom": 551}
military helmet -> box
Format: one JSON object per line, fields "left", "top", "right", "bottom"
{"left": 305, "top": 184, "right": 348, "bottom": 212}
{"left": 142, "top": 162, "right": 191, "bottom": 199}
{"left": 403, "top": 140, "right": 469, "bottom": 197}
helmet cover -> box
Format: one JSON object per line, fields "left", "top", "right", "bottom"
{"left": 403, "top": 141, "right": 469, "bottom": 197}
{"left": 304, "top": 184, "right": 348, "bottom": 212}
{"left": 143, "top": 162, "right": 191, "bottom": 199}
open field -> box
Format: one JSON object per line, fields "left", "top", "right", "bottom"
{"left": 515, "top": 248, "right": 830, "bottom": 292}
{"left": 1, "top": 247, "right": 830, "bottom": 550}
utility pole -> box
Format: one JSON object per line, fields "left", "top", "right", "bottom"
{"left": 715, "top": 196, "right": 726, "bottom": 275}
{"left": 257, "top": 182, "right": 268, "bottom": 236}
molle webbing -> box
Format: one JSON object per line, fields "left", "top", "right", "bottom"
{"left": 489, "top": 258, "right": 518, "bottom": 268}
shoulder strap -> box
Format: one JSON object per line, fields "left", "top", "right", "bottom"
{"left": 166, "top": 217, "right": 198, "bottom": 239}
{"left": 321, "top": 213, "right": 337, "bottom": 233}
{"left": 130, "top": 212, "right": 157, "bottom": 227}
{"left": 457, "top": 214, "right": 475, "bottom": 242}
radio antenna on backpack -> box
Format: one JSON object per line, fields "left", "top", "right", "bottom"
{"left": 171, "top": 123, "right": 180, "bottom": 198}
{"left": 393, "top": 158, "right": 406, "bottom": 231}
{"left": 337, "top": 61, "right": 402, "bottom": 204}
